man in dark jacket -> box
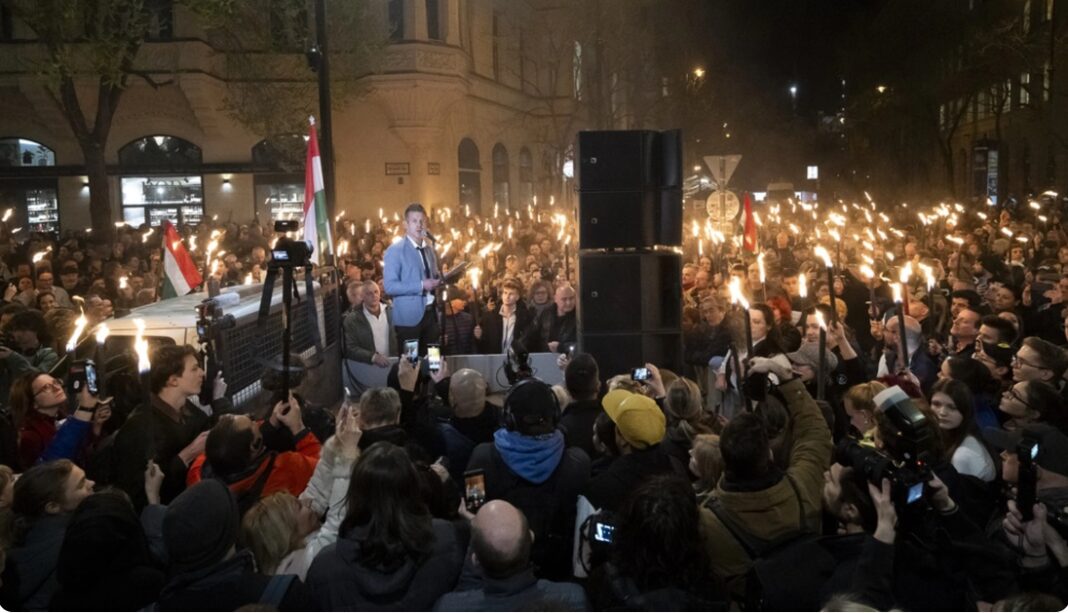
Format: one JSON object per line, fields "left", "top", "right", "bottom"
{"left": 475, "top": 278, "right": 535, "bottom": 355}
{"left": 582, "top": 388, "right": 680, "bottom": 513}
{"left": 559, "top": 353, "right": 602, "bottom": 459}
{"left": 433, "top": 500, "right": 587, "bottom": 611}
{"left": 156, "top": 480, "right": 311, "bottom": 611}
{"left": 112, "top": 345, "right": 227, "bottom": 509}
{"left": 527, "top": 285, "right": 576, "bottom": 353}
{"left": 437, "top": 368, "right": 500, "bottom": 482}
{"left": 466, "top": 378, "right": 590, "bottom": 581}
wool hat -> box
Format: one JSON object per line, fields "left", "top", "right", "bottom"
{"left": 162, "top": 479, "right": 239, "bottom": 573}
{"left": 601, "top": 389, "right": 666, "bottom": 449}
{"left": 786, "top": 341, "right": 838, "bottom": 372}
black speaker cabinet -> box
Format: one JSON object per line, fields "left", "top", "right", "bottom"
{"left": 578, "top": 332, "right": 683, "bottom": 380}
{"left": 578, "top": 251, "right": 681, "bottom": 334}
{"left": 578, "top": 129, "right": 682, "bottom": 191}
{"left": 578, "top": 188, "right": 682, "bottom": 250}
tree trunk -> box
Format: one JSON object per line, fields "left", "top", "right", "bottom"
{"left": 83, "top": 143, "right": 113, "bottom": 242}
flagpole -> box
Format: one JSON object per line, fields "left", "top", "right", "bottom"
{"left": 312, "top": 0, "right": 337, "bottom": 266}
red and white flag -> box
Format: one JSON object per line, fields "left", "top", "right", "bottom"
{"left": 304, "top": 117, "right": 333, "bottom": 265}
{"left": 160, "top": 220, "right": 202, "bottom": 298}
{"left": 742, "top": 192, "right": 758, "bottom": 252}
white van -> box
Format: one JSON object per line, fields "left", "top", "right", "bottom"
{"left": 99, "top": 275, "right": 342, "bottom": 410}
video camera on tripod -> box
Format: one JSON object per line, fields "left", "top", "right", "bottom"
{"left": 257, "top": 219, "right": 322, "bottom": 413}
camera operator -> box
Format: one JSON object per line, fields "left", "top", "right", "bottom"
{"left": 111, "top": 345, "right": 229, "bottom": 510}
{"left": 9, "top": 371, "right": 110, "bottom": 469}
{"left": 986, "top": 425, "right": 1068, "bottom": 548}
{"left": 186, "top": 392, "right": 320, "bottom": 514}
{"left": 697, "top": 356, "right": 832, "bottom": 597}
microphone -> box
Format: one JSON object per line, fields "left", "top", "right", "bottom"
{"left": 423, "top": 230, "right": 438, "bottom": 243}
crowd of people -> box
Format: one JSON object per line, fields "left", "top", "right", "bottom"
{"left": 0, "top": 191, "right": 1064, "bottom": 611}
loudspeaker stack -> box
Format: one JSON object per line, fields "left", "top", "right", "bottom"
{"left": 576, "top": 130, "right": 683, "bottom": 378}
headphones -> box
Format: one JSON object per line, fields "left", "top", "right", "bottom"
{"left": 501, "top": 377, "right": 561, "bottom": 433}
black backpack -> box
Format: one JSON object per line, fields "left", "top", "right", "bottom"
{"left": 704, "top": 475, "right": 836, "bottom": 611}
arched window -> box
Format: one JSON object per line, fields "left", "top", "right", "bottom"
{"left": 119, "top": 135, "right": 202, "bottom": 170}
{"left": 0, "top": 138, "right": 55, "bottom": 167}
{"left": 252, "top": 135, "right": 307, "bottom": 220}
{"left": 119, "top": 135, "right": 204, "bottom": 227}
{"left": 0, "top": 138, "right": 58, "bottom": 233}
{"left": 518, "top": 147, "right": 533, "bottom": 206}
{"left": 458, "top": 138, "right": 482, "bottom": 215}
{"left": 492, "top": 143, "right": 510, "bottom": 209}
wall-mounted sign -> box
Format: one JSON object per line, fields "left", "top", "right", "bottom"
{"left": 385, "top": 163, "right": 410, "bottom": 176}
{"left": 428, "top": 162, "right": 441, "bottom": 175}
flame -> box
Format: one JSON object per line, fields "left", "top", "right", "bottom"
{"left": 66, "top": 312, "right": 88, "bottom": 353}
{"left": 1, "top": 209, "right": 11, "bottom": 223}
{"left": 899, "top": 262, "right": 912, "bottom": 284}
{"left": 860, "top": 264, "right": 875, "bottom": 280}
{"left": 134, "top": 319, "right": 150, "bottom": 374}
{"left": 142, "top": 229, "right": 153, "bottom": 243}
{"left": 813, "top": 245, "right": 833, "bottom": 268}
{"left": 32, "top": 250, "right": 48, "bottom": 264}
{"left": 814, "top": 309, "right": 827, "bottom": 331}
{"left": 891, "top": 283, "right": 903, "bottom": 304}
{"left": 798, "top": 273, "right": 808, "bottom": 298}
{"left": 728, "top": 277, "right": 750, "bottom": 309}
{"left": 94, "top": 323, "right": 109, "bottom": 345}
{"left": 119, "top": 276, "right": 128, "bottom": 289}
{"left": 365, "top": 219, "right": 371, "bottom": 234}
{"left": 919, "top": 263, "right": 935, "bottom": 290}
{"left": 1000, "top": 227, "right": 1014, "bottom": 237}
{"left": 468, "top": 267, "right": 481, "bottom": 290}
{"left": 757, "top": 253, "right": 766, "bottom": 283}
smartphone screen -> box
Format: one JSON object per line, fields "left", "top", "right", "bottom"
{"left": 631, "top": 367, "right": 650, "bottom": 381}
{"left": 85, "top": 362, "right": 99, "bottom": 396}
{"left": 567, "top": 344, "right": 576, "bottom": 358}
{"left": 906, "top": 482, "right": 924, "bottom": 505}
{"left": 404, "top": 339, "right": 419, "bottom": 363}
{"left": 427, "top": 344, "right": 442, "bottom": 372}
{"left": 464, "top": 470, "right": 486, "bottom": 513}
{"left": 594, "top": 522, "right": 615, "bottom": 543}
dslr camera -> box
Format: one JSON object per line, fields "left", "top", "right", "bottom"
{"left": 270, "top": 220, "right": 313, "bottom": 268}
{"left": 836, "top": 386, "right": 933, "bottom": 508}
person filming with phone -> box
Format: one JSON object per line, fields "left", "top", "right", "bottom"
{"left": 384, "top": 203, "right": 442, "bottom": 356}
{"left": 9, "top": 370, "right": 111, "bottom": 469}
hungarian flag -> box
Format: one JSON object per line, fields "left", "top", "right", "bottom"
{"left": 303, "top": 118, "right": 333, "bottom": 265}
{"left": 160, "top": 220, "right": 202, "bottom": 298}
{"left": 742, "top": 192, "right": 758, "bottom": 252}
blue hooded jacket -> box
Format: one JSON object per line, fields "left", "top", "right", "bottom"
{"left": 493, "top": 428, "right": 564, "bottom": 484}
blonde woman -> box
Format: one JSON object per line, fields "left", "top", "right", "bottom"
{"left": 689, "top": 434, "right": 722, "bottom": 503}
{"left": 242, "top": 492, "right": 322, "bottom": 579}
{"left": 842, "top": 381, "right": 886, "bottom": 445}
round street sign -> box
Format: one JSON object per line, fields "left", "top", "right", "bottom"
{"left": 706, "top": 190, "right": 741, "bottom": 223}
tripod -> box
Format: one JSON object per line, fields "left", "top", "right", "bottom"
{"left": 258, "top": 259, "right": 320, "bottom": 400}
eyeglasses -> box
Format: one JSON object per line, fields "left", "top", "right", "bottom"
{"left": 1012, "top": 354, "right": 1046, "bottom": 370}
{"left": 33, "top": 381, "right": 62, "bottom": 396}
{"left": 1005, "top": 387, "right": 1036, "bottom": 412}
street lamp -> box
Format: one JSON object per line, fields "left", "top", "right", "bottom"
{"left": 876, "top": 84, "right": 887, "bottom": 94}
{"left": 693, "top": 67, "right": 705, "bottom": 78}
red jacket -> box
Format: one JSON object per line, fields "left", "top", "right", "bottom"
{"left": 18, "top": 411, "right": 57, "bottom": 470}
{"left": 187, "top": 430, "right": 321, "bottom": 500}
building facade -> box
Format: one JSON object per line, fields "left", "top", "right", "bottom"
{"left": 943, "top": 0, "right": 1068, "bottom": 202}
{"left": 0, "top": 0, "right": 585, "bottom": 232}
